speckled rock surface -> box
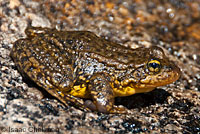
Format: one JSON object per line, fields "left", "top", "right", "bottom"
{"left": 0, "top": 0, "right": 200, "bottom": 133}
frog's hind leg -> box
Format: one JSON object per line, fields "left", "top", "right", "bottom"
{"left": 11, "top": 39, "right": 89, "bottom": 112}
{"left": 23, "top": 64, "right": 89, "bottom": 111}
{"left": 85, "top": 73, "right": 127, "bottom": 114}
{"left": 32, "top": 75, "right": 89, "bottom": 112}
{"left": 24, "top": 65, "right": 89, "bottom": 111}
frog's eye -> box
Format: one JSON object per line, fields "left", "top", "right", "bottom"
{"left": 147, "top": 59, "right": 161, "bottom": 73}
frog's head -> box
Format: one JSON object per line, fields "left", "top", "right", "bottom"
{"left": 118, "top": 46, "right": 181, "bottom": 96}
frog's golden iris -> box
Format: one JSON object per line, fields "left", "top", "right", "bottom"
{"left": 148, "top": 59, "right": 161, "bottom": 73}
{"left": 11, "top": 27, "right": 181, "bottom": 114}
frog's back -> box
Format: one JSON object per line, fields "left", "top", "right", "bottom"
{"left": 53, "top": 30, "right": 151, "bottom": 71}
{"left": 13, "top": 27, "right": 151, "bottom": 71}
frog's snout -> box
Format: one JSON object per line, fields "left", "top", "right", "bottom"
{"left": 137, "top": 62, "right": 181, "bottom": 89}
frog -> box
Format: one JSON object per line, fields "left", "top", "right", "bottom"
{"left": 10, "top": 27, "right": 181, "bottom": 114}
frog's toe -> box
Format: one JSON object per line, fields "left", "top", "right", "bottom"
{"left": 84, "top": 100, "right": 128, "bottom": 114}
{"left": 84, "top": 100, "right": 109, "bottom": 113}
{"left": 84, "top": 100, "right": 97, "bottom": 111}
{"left": 110, "top": 105, "right": 128, "bottom": 114}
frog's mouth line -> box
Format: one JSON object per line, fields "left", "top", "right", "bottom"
{"left": 114, "top": 67, "right": 181, "bottom": 97}
{"left": 115, "top": 71, "right": 179, "bottom": 96}
{"left": 137, "top": 69, "right": 181, "bottom": 89}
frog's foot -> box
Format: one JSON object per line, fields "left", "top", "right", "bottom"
{"left": 84, "top": 100, "right": 97, "bottom": 111}
{"left": 84, "top": 100, "right": 127, "bottom": 114}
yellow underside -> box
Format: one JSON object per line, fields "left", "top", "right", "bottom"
{"left": 70, "top": 84, "right": 89, "bottom": 98}
{"left": 113, "top": 86, "right": 155, "bottom": 97}
{"left": 70, "top": 84, "right": 155, "bottom": 98}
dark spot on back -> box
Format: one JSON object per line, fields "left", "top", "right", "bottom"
{"left": 20, "top": 56, "right": 29, "bottom": 62}
{"left": 37, "top": 72, "right": 43, "bottom": 79}
{"left": 66, "top": 39, "right": 73, "bottom": 45}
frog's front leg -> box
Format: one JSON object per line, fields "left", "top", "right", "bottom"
{"left": 85, "top": 73, "right": 127, "bottom": 114}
